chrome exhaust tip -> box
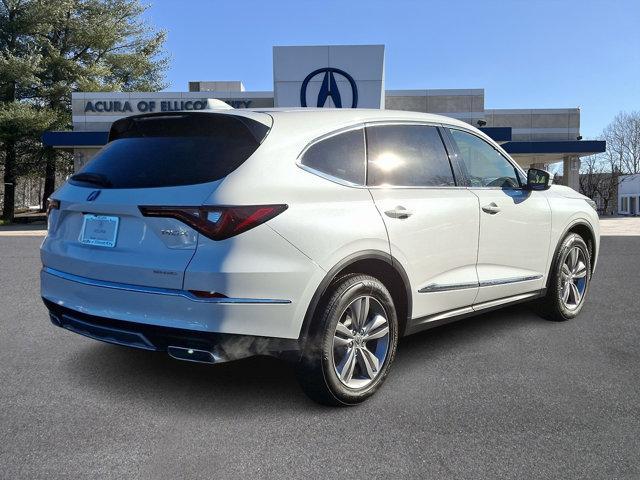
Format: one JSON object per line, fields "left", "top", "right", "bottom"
{"left": 167, "top": 346, "right": 225, "bottom": 364}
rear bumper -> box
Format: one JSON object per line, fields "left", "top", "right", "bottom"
{"left": 44, "top": 299, "right": 299, "bottom": 361}
{"left": 41, "top": 267, "right": 304, "bottom": 339}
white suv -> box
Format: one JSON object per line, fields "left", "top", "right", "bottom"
{"left": 41, "top": 108, "right": 599, "bottom": 405}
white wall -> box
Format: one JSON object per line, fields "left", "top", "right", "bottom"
{"left": 618, "top": 174, "right": 640, "bottom": 214}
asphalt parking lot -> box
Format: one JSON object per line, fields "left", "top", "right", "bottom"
{"left": 0, "top": 233, "right": 638, "bottom": 479}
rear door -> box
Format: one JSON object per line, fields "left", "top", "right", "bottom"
{"left": 42, "top": 112, "right": 271, "bottom": 289}
{"left": 445, "top": 127, "right": 551, "bottom": 304}
{"left": 366, "top": 123, "right": 480, "bottom": 322}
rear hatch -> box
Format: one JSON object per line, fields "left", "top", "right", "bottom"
{"left": 42, "top": 111, "right": 272, "bottom": 289}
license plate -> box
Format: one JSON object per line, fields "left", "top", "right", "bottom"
{"left": 79, "top": 214, "right": 119, "bottom": 248}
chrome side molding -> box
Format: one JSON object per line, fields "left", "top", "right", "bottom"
{"left": 42, "top": 267, "right": 291, "bottom": 304}
{"left": 419, "top": 274, "right": 542, "bottom": 293}
{"left": 479, "top": 275, "right": 542, "bottom": 287}
{"left": 418, "top": 281, "right": 479, "bottom": 293}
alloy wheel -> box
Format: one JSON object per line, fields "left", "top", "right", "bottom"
{"left": 560, "top": 246, "right": 588, "bottom": 310}
{"left": 332, "top": 295, "right": 390, "bottom": 389}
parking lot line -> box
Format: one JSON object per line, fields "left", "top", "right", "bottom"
{"left": 0, "top": 230, "right": 47, "bottom": 237}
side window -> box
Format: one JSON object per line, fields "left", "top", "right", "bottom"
{"left": 366, "top": 125, "right": 455, "bottom": 187}
{"left": 300, "top": 127, "right": 365, "bottom": 185}
{"left": 449, "top": 129, "right": 522, "bottom": 188}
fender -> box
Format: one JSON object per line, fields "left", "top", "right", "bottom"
{"left": 297, "top": 249, "right": 412, "bottom": 349}
{"left": 546, "top": 219, "right": 597, "bottom": 289}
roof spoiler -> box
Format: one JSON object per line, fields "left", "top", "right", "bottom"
{"left": 204, "top": 99, "right": 233, "bottom": 110}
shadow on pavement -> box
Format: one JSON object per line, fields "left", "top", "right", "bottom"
{"left": 63, "top": 303, "right": 547, "bottom": 410}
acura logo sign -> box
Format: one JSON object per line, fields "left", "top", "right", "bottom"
{"left": 300, "top": 68, "right": 358, "bottom": 108}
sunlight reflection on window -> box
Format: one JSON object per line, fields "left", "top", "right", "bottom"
{"left": 371, "top": 152, "right": 404, "bottom": 172}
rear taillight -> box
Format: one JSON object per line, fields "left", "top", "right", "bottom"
{"left": 46, "top": 198, "right": 60, "bottom": 218}
{"left": 138, "top": 204, "right": 288, "bottom": 241}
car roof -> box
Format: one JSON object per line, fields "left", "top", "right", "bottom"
{"left": 147, "top": 107, "right": 494, "bottom": 148}
{"left": 190, "top": 107, "right": 472, "bottom": 129}
{"left": 254, "top": 108, "right": 473, "bottom": 128}
{"left": 219, "top": 107, "right": 489, "bottom": 141}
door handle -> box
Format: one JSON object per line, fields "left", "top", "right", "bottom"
{"left": 384, "top": 206, "right": 413, "bottom": 219}
{"left": 481, "top": 202, "right": 501, "bottom": 214}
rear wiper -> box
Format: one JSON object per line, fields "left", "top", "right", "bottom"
{"left": 70, "top": 172, "right": 112, "bottom": 187}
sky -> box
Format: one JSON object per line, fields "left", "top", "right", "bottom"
{"left": 144, "top": 0, "right": 639, "bottom": 139}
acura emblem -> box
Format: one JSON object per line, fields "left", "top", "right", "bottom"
{"left": 300, "top": 67, "right": 358, "bottom": 108}
{"left": 86, "top": 190, "right": 101, "bottom": 201}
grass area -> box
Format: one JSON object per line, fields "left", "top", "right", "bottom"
{"left": 0, "top": 219, "right": 9, "bottom": 226}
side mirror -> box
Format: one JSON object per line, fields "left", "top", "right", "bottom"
{"left": 526, "top": 168, "right": 551, "bottom": 191}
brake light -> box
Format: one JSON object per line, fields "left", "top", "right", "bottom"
{"left": 46, "top": 198, "right": 60, "bottom": 217}
{"left": 138, "top": 204, "right": 288, "bottom": 241}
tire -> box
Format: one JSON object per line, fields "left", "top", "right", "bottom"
{"left": 296, "top": 274, "right": 399, "bottom": 406}
{"left": 538, "top": 233, "right": 592, "bottom": 322}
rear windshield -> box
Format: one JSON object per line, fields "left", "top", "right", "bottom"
{"left": 69, "top": 113, "right": 271, "bottom": 189}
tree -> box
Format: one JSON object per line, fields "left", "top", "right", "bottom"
{"left": 37, "top": 0, "right": 168, "bottom": 208}
{"left": 0, "top": 0, "right": 47, "bottom": 221}
{"left": 579, "top": 153, "right": 602, "bottom": 200}
{"left": 579, "top": 152, "right": 619, "bottom": 214}
{"left": 0, "top": 102, "right": 57, "bottom": 219}
{"left": 0, "top": 0, "right": 167, "bottom": 222}
{"left": 603, "top": 111, "right": 640, "bottom": 175}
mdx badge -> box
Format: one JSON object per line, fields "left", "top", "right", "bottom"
{"left": 161, "top": 229, "right": 188, "bottom": 236}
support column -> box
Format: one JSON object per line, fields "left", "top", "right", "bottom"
{"left": 563, "top": 156, "right": 581, "bottom": 191}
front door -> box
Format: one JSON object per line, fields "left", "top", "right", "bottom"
{"left": 446, "top": 128, "right": 551, "bottom": 305}
{"left": 366, "top": 123, "right": 480, "bottom": 321}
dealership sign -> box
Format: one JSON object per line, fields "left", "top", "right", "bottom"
{"left": 84, "top": 99, "right": 211, "bottom": 113}
{"left": 273, "top": 45, "right": 385, "bottom": 109}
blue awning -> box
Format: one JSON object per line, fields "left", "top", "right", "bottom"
{"left": 479, "top": 127, "right": 512, "bottom": 142}
{"left": 502, "top": 140, "right": 606, "bottom": 155}
{"left": 42, "top": 131, "right": 109, "bottom": 148}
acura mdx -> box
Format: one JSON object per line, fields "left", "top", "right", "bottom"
{"left": 41, "top": 108, "right": 599, "bottom": 405}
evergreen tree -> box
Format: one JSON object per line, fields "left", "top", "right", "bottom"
{"left": 0, "top": 0, "right": 167, "bottom": 222}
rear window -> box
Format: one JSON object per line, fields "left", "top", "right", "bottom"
{"left": 300, "top": 127, "right": 366, "bottom": 185}
{"left": 69, "top": 113, "right": 271, "bottom": 189}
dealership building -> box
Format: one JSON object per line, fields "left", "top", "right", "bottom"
{"left": 43, "top": 44, "right": 605, "bottom": 191}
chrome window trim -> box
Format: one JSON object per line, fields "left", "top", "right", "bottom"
{"left": 297, "top": 161, "right": 470, "bottom": 190}
{"left": 418, "top": 274, "right": 542, "bottom": 293}
{"left": 296, "top": 162, "right": 362, "bottom": 188}
{"left": 369, "top": 185, "right": 470, "bottom": 190}
{"left": 42, "top": 267, "right": 291, "bottom": 304}
{"left": 296, "top": 120, "right": 468, "bottom": 190}
{"left": 364, "top": 120, "right": 444, "bottom": 128}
